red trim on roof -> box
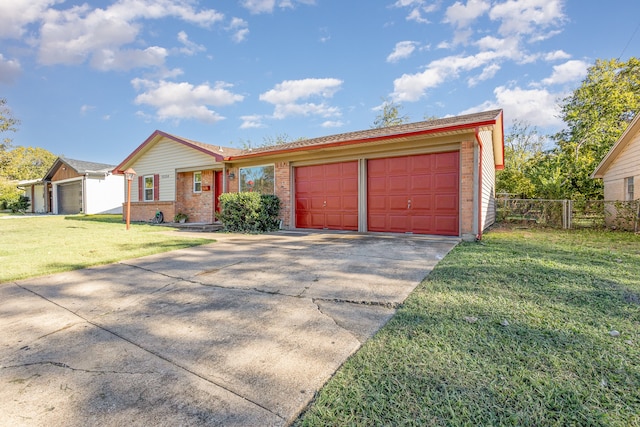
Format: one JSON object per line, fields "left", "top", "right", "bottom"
{"left": 227, "top": 119, "right": 500, "bottom": 161}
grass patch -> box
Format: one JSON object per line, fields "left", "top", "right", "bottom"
{"left": 297, "top": 227, "right": 640, "bottom": 426}
{"left": 0, "top": 214, "right": 214, "bottom": 283}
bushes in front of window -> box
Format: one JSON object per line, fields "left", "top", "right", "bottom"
{"left": 218, "top": 192, "right": 281, "bottom": 233}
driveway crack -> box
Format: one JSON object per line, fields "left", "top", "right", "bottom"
{"left": 1, "top": 361, "right": 156, "bottom": 376}
{"left": 12, "top": 282, "right": 286, "bottom": 423}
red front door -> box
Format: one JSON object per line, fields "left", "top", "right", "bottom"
{"left": 367, "top": 152, "right": 459, "bottom": 235}
{"left": 295, "top": 161, "right": 358, "bottom": 230}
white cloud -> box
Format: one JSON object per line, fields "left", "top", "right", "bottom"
{"left": 544, "top": 50, "right": 571, "bottom": 61}
{"left": 91, "top": 46, "right": 168, "bottom": 71}
{"left": 444, "top": 0, "right": 490, "bottom": 28}
{"left": 387, "top": 41, "right": 418, "bottom": 63}
{"left": 489, "top": 0, "right": 565, "bottom": 37}
{"left": 321, "top": 120, "right": 344, "bottom": 128}
{"left": 228, "top": 17, "right": 249, "bottom": 43}
{"left": 393, "top": 0, "right": 438, "bottom": 24}
{"left": 391, "top": 51, "right": 507, "bottom": 101}
{"left": 177, "top": 31, "right": 206, "bottom": 55}
{"left": 541, "top": 59, "right": 589, "bottom": 86}
{"left": 0, "top": 54, "right": 22, "bottom": 83}
{"left": 241, "top": 0, "right": 315, "bottom": 14}
{"left": 468, "top": 63, "right": 500, "bottom": 86}
{"left": 132, "top": 79, "right": 244, "bottom": 123}
{"left": 240, "top": 115, "right": 265, "bottom": 129}
{"left": 259, "top": 78, "right": 343, "bottom": 119}
{"left": 0, "top": 0, "right": 58, "bottom": 39}
{"left": 80, "top": 104, "right": 95, "bottom": 115}
{"left": 35, "top": 0, "right": 223, "bottom": 69}
{"left": 461, "top": 85, "right": 564, "bottom": 128}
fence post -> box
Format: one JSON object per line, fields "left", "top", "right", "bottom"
{"left": 562, "top": 200, "right": 572, "bottom": 229}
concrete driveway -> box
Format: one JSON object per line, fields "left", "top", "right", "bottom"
{"left": 0, "top": 231, "right": 458, "bottom": 426}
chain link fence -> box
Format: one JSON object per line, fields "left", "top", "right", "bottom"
{"left": 496, "top": 198, "right": 640, "bottom": 231}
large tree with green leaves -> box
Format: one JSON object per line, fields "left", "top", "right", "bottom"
{"left": 496, "top": 120, "right": 547, "bottom": 198}
{"left": 0, "top": 98, "right": 19, "bottom": 151}
{"left": 554, "top": 57, "right": 640, "bottom": 200}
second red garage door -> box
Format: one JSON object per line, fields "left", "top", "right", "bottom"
{"left": 367, "top": 152, "right": 459, "bottom": 235}
{"left": 295, "top": 161, "right": 358, "bottom": 230}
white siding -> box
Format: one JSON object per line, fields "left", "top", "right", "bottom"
{"left": 129, "top": 138, "right": 219, "bottom": 202}
{"left": 33, "top": 184, "right": 45, "bottom": 213}
{"left": 602, "top": 131, "right": 640, "bottom": 200}
{"left": 480, "top": 130, "right": 496, "bottom": 229}
{"left": 85, "top": 174, "right": 124, "bottom": 214}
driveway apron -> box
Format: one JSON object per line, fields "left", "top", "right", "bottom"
{"left": 0, "top": 231, "right": 458, "bottom": 426}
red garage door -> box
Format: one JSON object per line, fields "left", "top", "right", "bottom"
{"left": 368, "top": 152, "right": 459, "bottom": 235}
{"left": 295, "top": 161, "right": 358, "bottom": 230}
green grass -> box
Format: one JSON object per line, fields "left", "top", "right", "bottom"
{"left": 297, "top": 227, "right": 640, "bottom": 426}
{"left": 0, "top": 214, "right": 214, "bottom": 283}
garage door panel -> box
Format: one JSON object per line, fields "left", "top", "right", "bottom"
{"left": 58, "top": 181, "right": 82, "bottom": 214}
{"left": 434, "top": 194, "right": 458, "bottom": 211}
{"left": 411, "top": 195, "right": 433, "bottom": 210}
{"left": 295, "top": 161, "right": 358, "bottom": 231}
{"left": 367, "top": 151, "right": 459, "bottom": 235}
{"left": 411, "top": 175, "right": 433, "bottom": 191}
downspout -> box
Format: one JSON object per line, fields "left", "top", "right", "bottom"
{"left": 83, "top": 173, "right": 88, "bottom": 214}
{"left": 475, "top": 128, "right": 484, "bottom": 240}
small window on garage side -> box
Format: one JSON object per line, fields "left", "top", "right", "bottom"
{"left": 144, "top": 175, "right": 154, "bottom": 201}
{"left": 239, "top": 165, "right": 275, "bottom": 194}
{"left": 626, "top": 177, "right": 634, "bottom": 201}
{"left": 194, "top": 171, "right": 202, "bottom": 193}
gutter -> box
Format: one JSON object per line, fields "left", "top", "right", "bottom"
{"left": 475, "top": 127, "right": 484, "bottom": 240}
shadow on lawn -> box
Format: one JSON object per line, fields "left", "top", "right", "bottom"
{"left": 63, "top": 214, "right": 124, "bottom": 224}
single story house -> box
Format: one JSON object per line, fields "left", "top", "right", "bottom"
{"left": 20, "top": 157, "right": 124, "bottom": 215}
{"left": 592, "top": 113, "right": 640, "bottom": 229}
{"left": 114, "top": 109, "right": 504, "bottom": 240}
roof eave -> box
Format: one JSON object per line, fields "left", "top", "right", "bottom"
{"left": 227, "top": 117, "right": 503, "bottom": 161}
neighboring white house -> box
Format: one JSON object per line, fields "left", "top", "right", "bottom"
{"left": 20, "top": 157, "right": 125, "bottom": 215}
{"left": 592, "top": 113, "right": 640, "bottom": 229}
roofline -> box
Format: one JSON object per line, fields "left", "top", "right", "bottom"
{"left": 227, "top": 117, "right": 502, "bottom": 161}
{"left": 592, "top": 112, "right": 640, "bottom": 178}
{"left": 113, "top": 130, "right": 225, "bottom": 174}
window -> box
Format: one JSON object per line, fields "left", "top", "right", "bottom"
{"left": 626, "top": 177, "right": 634, "bottom": 201}
{"left": 144, "top": 175, "right": 154, "bottom": 201}
{"left": 239, "top": 165, "right": 275, "bottom": 194}
{"left": 194, "top": 171, "right": 202, "bottom": 193}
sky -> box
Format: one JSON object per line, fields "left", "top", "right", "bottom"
{"left": 1, "top": 0, "right": 639, "bottom": 165}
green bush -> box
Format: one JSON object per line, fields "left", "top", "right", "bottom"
{"left": 8, "top": 195, "right": 30, "bottom": 213}
{"left": 218, "top": 192, "right": 281, "bottom": 233}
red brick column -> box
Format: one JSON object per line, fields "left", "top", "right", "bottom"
{"left": 460, "top": 140, "right": 477, "bottom": 239}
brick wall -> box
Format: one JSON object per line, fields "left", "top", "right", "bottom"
{"left": 126, "top": 201, "right": 175, "bottom": 223}
{"left": 274, "top": 161, "right": 291, "bottom": 227}
{"left": 175, "top": 170, "right": 215, "bottom": 223}
{"left": 460, "top": 139, "right": 477, "bottom": 238}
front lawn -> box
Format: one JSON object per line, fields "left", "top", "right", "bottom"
{"left": 297, "top": 227, "right": 640, "bottom": 426}
{"left": 0, "top": 215, "right": 214, "bottom": 283}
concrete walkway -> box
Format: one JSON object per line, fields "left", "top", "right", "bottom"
{"left": 0, "top": 231, "right": 458, "bottom": 426}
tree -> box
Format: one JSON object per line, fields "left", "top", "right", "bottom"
{"left": 496, "top": 120, "right": 547, "bottom": 198}
{"left": 554, "top": 57, "right": 640, "bottom": 200}
{"left": 372, "top": 97, "right": 410, "bottom": 128}
{"left": 0, "top": 98, "right": 19, "bottom": 151}
{"left": 0, "top": 146, "right": 57, "bottom": 181}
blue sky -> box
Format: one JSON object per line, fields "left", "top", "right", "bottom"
{"left": 1, "top": 0, "right": 639, "bottom": 165}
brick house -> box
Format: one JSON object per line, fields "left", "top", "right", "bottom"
{"left": 114, "top": 109, "right": 504, "bottom": 240}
